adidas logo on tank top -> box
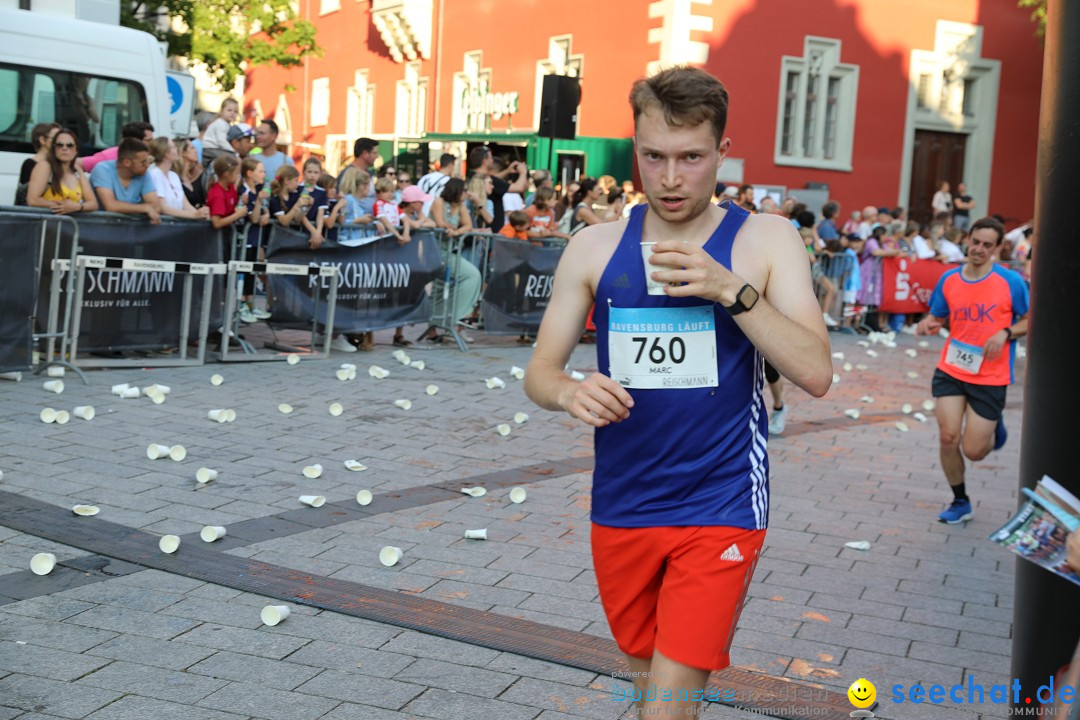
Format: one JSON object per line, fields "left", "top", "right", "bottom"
{"left": 720, "top": 543, "right": 744, "bottom": 562}
{"left": 612, "top": 273, "right": 631, "bottom": 288}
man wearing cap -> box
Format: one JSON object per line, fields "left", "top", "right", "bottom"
{"left": 228, "top": 124, "right": 255, "bottom": 159}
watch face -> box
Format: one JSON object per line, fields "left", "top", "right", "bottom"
{"left": 738, "top": 284, "right": 759, "bottom": 309}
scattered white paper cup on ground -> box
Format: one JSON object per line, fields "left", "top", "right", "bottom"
{"left": 149, "top": 383, "right": 171, "bottom": 395}
{"left": 895, "top": 422, "right": 910, "bottom": 433}
{"left": 111, "top": 383, "right": 131, "bottom": 395}
{"left": 196, "top": 468, "right": 218, "bottom": 484}
{"left": 496, "top": 424, "right": 511, "bottom": 437}
{"left": 147, "top": 443, "right": 171, "bottom": 460}
{"left": 261, "top": 605, "right": 291, "bottom": 626}
{"left": 425, "top": 384, "right": 439, "bottom": 396}
{"left": 119, "top": 387, "right": 140, "bottom": 399}
{"left": 146, "top": 390, "right": 166, "bottom": 405}
{"left": 392, "top": 349, "right": 408, "bottom": 363}
{"left": 54, "top": 410, "right": 70, "bottom": 425}
{"left": 303, "top": 464, "right": 323, "bottom": 479}
{"left": 379, "top": 546, "right": 403, "bottom": 566}
{"left": 73, "top": 405, "right": 95, "bottom": 420}
{"left": 72, "top": 505, "right": 99, "bottom": 516}
{"left": 913, "top": 412, "right": 928, "bottom": 423}
{"left": 169, "top": 445, "right": 186, "bottom": 462}
{"left": 200, "top": 525, "right": 227, "bottom": 542}
{"left": 329, "top": 402, "right": 344, "bottom": 417}
{"left": 831, "top": 352, "right": 844, "bottom": 360}
{"left": 335, "top": 369, "right": 351, "bottom": 381}
{"left": 486, "top": 377, "right": 506, "bottom": 389}
{"left": 461, "top": 487, "right": 487, "bottom": 497}
{"left": 39, "top": 408, "right": 57, "bottom": 424}
{"left": 842, "top": 363, "right": 853, "bottom": 372}
{"left": 905, "top": 349, "right": 918, "bottom": 358}
{"left": 344, "top": 460, "right": 367, "bottom": 472}
{"left": 510, "top": 365, "right": 525, "bottom": 380}
{"left": 225, "top": 409, "right": 237, "bottom": 423}
{"left": 514, "top": 412, "right": 529, "bottom": 424}
{"left": 356, "top": 489, "right": 373, "bottom": 506}
{"left": 159, "top": 535, "right": 181, "bottom": 553}
{"left": 866, "top": 349, "right": 879, "bottom": 358}
{"left": 860, "top": 396, "right": 875, "bottom": 404}
{"left": 844, "top": 541, "right": 871, "bottom": 551}
{"left": 832, "top": 373, "right": 841, "bottom": 384}
{"left": 918, "top": 340, "right": 930, "bottom": 348}
{"left": 286, "top": 354, "right": 300, "bottom": 366}
{"left": 923, "top": 399, "right": 936, "bottom": 411}
{"left": 509, "top": 487, "right": 527, "bottom": 504}
{"left": 30, "top": 553, "right": 56, "bottom": 575}
{"left": 409, "top": 360, "right": 425, "bottom": 371}
{"left": 299, "top": 495, "right": 326, "bottom": 508}
{"left": 278, "top": 403, "right": 293, "bottom": 414}
{"left": 855, "top": 363, "right": 869, "bottom": 371}
{"left": 368, "top": 365, "right": 389, "bottom": 379}
{"left": 901, "top": 404, "right": 913, "bottom": 414}
{"left": 844, "top": 409, "right": 861, "bottom": 420}
{"left": 210, "top": 374, "right": 224, "bottom": 386}
{"left": 43, "top": 380, "right": 64, "bottom": 394}
{"left": 208, "top": 409, "right": 228, "bottom": 423}
{"left": 394, "top": 399, "right": 412, "bottom": 410}
{"left": 464, "top": 528, "right": 488, "bottom": 540}
{"left": 46, "top": 366, "right": 65, "bottom": 378}
{"left": 906, "top": 371, "right": 920, "bottom": 379}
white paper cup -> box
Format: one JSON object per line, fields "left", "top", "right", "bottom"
{"left": 335, "top": 369, "right": 351, "bottom": 381}
{"left": 379, "top": 546, "right": 403, "bottom": 566}
{"left": 901, "top": 404, "right": 913, "bottom": 414}
{"left": 344, "top": 460, "right": 367, "bottom": 472}
{"left": 47, "top": 366, "right": 65, "bottom": 378}
{"left": 509, "top": 487, "right": 527, "bottom": 504}
{"left": 208, "top": 409, "right": 228, "bottom": 423}
{"left": 278, "top": 403, "right": 293, "bottom": 414}
{"left": 485, "top": 377, "right": 506, "bottom": 389}
{"left": 224, "top": 409, "right": 237, "bottom": 423}
{"left": 425, "top": 384, "right": 439, "bottom": 396}
{"left": 43, "top": 379, "right": 64, "bottom": 394}
{"left": 923, "top": 399, "right": 936, "bottom": 411}
{"left": 73, "top": 405, "right": 95, "bottom": 421}
{"left": 394, "top": 399, "right": 412, "bottom": 410}
{"left": 396, "top": 353, "right": 411, "bottom": 366}
{"left": 329, "top": 402, "right": 344, "bottom": 417}
{"left": 303, "top": 464, "right": 323, "bottom": 479}
{"left": 410, "top": 360, "right": 425, "bottom": 371}
{"left": 464, "top": 528, "right": 488, "bottom": 540}
{"left": 210, "top": 373, "right": 224, "bottom": 385}
{"left": 159, "top": 535, "right": 181, "bottom": 553}
{"left": 30, "top": 552, "right": 56, "bottom": 575}
{"left": 460, "top": 487, "right": 486, "bottom": 497}
{"left": 368, "top": 365, "right": 388, "bottom": 379}
{"left": 640, "top": 241, "right": 679, "bottom": 295}
{"left": 54, "top": 410, "right": 70, "bottom": 424}
{"left": 286, "top": 354, "right": 300, "bottom": 365}
{"left": 356, "top": 489, "right": 373, "bottom": 506}
{"left": 392, "top": 349, "right": 408, "bottom": 362}
{"left": 147, "top": 383, "right": 171, "bottom": 395}
{"left": 120, "top": 387, "right": 141, "bottom": 399}
{"left": 261, "top": 605, "right": 291, "bottom": 626}
{"left": 39, "top": 408, "right": 57, "bottom": 424}
{"left": 147, "top": 443, "right": 171, "bottom": 460}
{"left": 146, "top": 390, "right": 166, "bottom": 405}
{"left": 496, "top": 424, "right": 511, "bottom": 437}
{"left": 200, "top": 525, "right": 227, "bottom": 542}
{"left": 111, "top": 383, "right": 131, "bottom": 395}
{"left": 299, "top": 495, "right": 326, "bottom": 508}
{"left": 844, "top": 408, "right": 861, "bottom": 420}
{"left": 196, "top": 467, "right": 218, "bottom": 484}
{"left": 514, "top": 412, "right": 529, "bottom": 424}
{"left": 72, "top": 504, "right": 100, "bottom": 516}
{"left": 340, "top": 363, "right": 357, "bottom": 371}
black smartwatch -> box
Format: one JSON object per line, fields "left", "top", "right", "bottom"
{"left": 723, "top": 283, "right": 759, "bottom": 315}
{"left": 1002, "top": 327, "right": 1012, "bottom": 340}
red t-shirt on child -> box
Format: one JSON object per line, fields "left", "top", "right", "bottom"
{"left": 206, "top": 183, "right": 238, "bottom": 218}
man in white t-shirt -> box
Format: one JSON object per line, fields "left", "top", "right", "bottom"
{"left": 417, "top": 153, "right": 456, "bottom": 216}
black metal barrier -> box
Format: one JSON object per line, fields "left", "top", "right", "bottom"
{"left": 480, "top": 234, "right": 563, "bottom": 335}
{"left": 0, "top": 214, "right": 42, "bottom": 372}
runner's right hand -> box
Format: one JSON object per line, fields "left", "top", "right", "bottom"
{"left": 559, "top": 372, "right": 634, "bottom": 427}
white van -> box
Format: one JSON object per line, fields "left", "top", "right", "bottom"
{"left": 0, "top": 7, "right": 172, "bottom": 203}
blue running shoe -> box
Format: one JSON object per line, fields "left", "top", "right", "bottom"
{"left": 939, "top": 498, "right": 973, "bottom": 524}
{"left": 994, "top": 417, "right": 1008, "bottom": 451}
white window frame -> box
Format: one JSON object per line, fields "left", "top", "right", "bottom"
{"left": 773, "top": 36, "right": 859, "bottom": 172}
{"left": 310, "top": 77, "right": 330, "bottom": 128}
{"left": 395, "top": 61, "right": 428, "bottom": 137}
{"left": 319, "top": 0, "right": 340, "bottom": 15}
{"left": 345, "top": 70, "right": 374, "bottom": 137}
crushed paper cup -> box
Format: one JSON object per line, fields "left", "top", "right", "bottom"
{"left": 856, "top": 340, "right": 870, "bottom": 348}
{"left": 54, "top": 410, "right": 70, "bottom": 425}
{"left": 169, "top": 445, "right": 187, "bottom": 462}
{"left": 196, "top": 468, "right": 218, "bottom": 484}
{"left": 392, "top": 349, "right": 408, "bottom": 363}
{"left": 396, "top": 353, "right": 412, "bottom": 366}
{"left": 906, "top": 371, "right": 919, "bottom": 379}
{"left": 210, "top": 374, "right": 224, "bottom": 386}
{"left": 855, "top": 363, "right": 869, "bottom": 371}
{"left": 208, "top": 409, "right": 228, "bottom": 423}
{"left": 510, "top": 365, "right": 525, "bottom": 380}
{"left": 905, "top": 349, "right": 918, "bottom": 358}
{"left": 461, "top": 487, "right": 487, "bottom": 498}
{"left": 159, "top": 535, "right": 180, "bottom": 553}
{"left": 860, "top": 396, "right": 875, "bottom": 404}
{"left": 356, "top": 489, "right": 373, "bottom": 506}
{"left": 286, "top": 354, "right": 300, "bottom": 365}
{"left": 119, "top": 387, "right": 140, "bottom": 399}
{"left": 200, "top": 525, "right": 227, "bottom": 542}
{"left": 368, "top": 365, "right": 389, "bottom": 379}
{"left": 340, "top": 363, "right": 357, "bottom": 371}
{"left": 30, "top": 552, "right": 56, "bottom": 575}
{"left": 46, "top": 366, "right": 65, "bottom": 378}
{"left": 40, "top": 408, "right": 58, "bottom": 424}
{"left": 0, "top": 371, "right": 21, "bottom": 381}
{"left": 147, "top": 443, "right": 171, "bottom": 460}
{"left": 832, "top": 374, "right": 841, "bottom": 384}
{"left": 43, "top": 379, "right": 64, "bottom": 394}
{"left": 882, "top": 340, "right": 897, "bottom": 349}
{"left": 72, "top": 505, "right": 100, "bottom": 516}
{"left": 335, "top": 369, "right": 351, "bottom": 381}
{"left": 509, "top": 487, "right": 527, "bottom": 504}
{"left": 379, "top": 546, "right": 403, "bottom": 567}
{"left": 514, "top": 412, "right": 529, "bottom": 424}
{"left": 842, "top": 363, "right": 853, "bottom": 372}
{"left": 570, "top": 370, "right": 586, "bottom": 381}
{"left": 844, "top": 541, "right": 871, "bottom": 551}
{"left": 329, "top": 402, "right": 344, "bottom": 417}
{"left": 409, "top": 360, "right": 425, "bottom": 371}
{"left": 111, "top": 383, "right": 131, "bottom": 395}
{"left": 299, "top": 495, "right": 326, "bottom": 508}
{"left": 922, "top": 399, "right": 936, "bottom": 411}
{"left": 485, "top": 377, "right": 506, "bottom": 390}
{"left": 866, "top": 349, "right": 879, "bottom": 358}
{"left": 918, "top": 340, "right": 930, "bottom": 348}
{"left": 464, "top": 528, "right": 488, "bottom": 540}
{"left": 831, "top": 352, "right": 844, "bottom": 360}
{"left": 73, "top": 406, "right": 95, "bottom": 421}
{"left": 895, "top": 422, "right": 910, "bottom": 433}
{"left": 146, "top": 390, "right": 166, "bottom": 405}
{"left": 303, "top": 464, "right": 323, "bottom": 479}
{"left": 261, "top": 605, "right": 291, "bottom": 626}
{"left": 344, "top": 460, "right": 367, "bottom": 472}
{"left": 425, "top": 384, "right": 439, "bottom": 396}
{"left": 496, "top": 424, "right": 512, "bottom": 436}
{"left": 147, "top": 383, "right": 171, "bottom": 395}
{"left": 844, "top": 409, "right": 861, "bottom": 420}
{"left": 394, "top": 399, "right": 412, "bottom": 410}
{"left": 224, "top": 409, "right": 237, "bottom": 423}
{"left": 901, "top": 404, "right": 913, "bottom": 414}
{"left": 913, "top": 412, "right": 928, "bottom": 423}
{"left": 278, "top": 403, "right": 293, "bottom": 414}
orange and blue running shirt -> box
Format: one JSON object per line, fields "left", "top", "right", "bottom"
{"left": 928, "top": 264, "right": 1029, "bottom": 386}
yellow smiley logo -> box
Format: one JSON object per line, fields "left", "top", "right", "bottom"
{"left": 848, "top": 678, "right": 876, "bottom": 709}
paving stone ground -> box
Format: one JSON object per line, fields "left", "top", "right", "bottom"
{"left": 0, "top": 328, "right": 1026, "bottom": 719}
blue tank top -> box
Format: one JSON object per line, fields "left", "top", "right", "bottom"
{"left": 592, "top": 202, "right": 768, "bottom": 530}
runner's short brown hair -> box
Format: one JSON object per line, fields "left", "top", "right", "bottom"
{"left": 629, "top": 66, "right": 729, "bottom": 145}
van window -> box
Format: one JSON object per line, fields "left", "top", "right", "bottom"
{"left": 0, "top": 63, "right": 148, "bottom": 155}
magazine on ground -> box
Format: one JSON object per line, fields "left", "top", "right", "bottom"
{"left": 989, "top": 475, "right": 1080, "bottom": 587}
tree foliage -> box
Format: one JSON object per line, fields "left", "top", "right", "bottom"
{"left": 1018, "top": 0, "right": 1047, "bottom": 37}
{"left": 121, "top": 0, "right": 319, "bottom": 91}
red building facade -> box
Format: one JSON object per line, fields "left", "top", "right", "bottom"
{"left": 244, "top": 0, "right": 1043, "bottom": 224}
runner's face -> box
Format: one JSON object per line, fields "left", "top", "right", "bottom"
{"left": 967, "top": 228, "right": 999, "bottom": 268}
{"left": 635, "top": 107, "right": 728, "bottom": 224}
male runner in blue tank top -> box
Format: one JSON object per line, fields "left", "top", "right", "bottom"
{"left": 525, "top": 66, "right": 832, "bottom": 718}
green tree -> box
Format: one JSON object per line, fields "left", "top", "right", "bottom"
{"left": 122, "top": 0, "right": 319, "bottom": 91}
{"left": 1018, "top": 0, "right": 1047, "bottom": 37}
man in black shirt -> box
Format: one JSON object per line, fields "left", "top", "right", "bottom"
{"left": 466, "top": 146, "right": 528, "bottom": 231}
{"left": 952, "top": 181, "right": 975, "bottom": 232}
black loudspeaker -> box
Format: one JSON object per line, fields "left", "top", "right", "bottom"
{"left": 538, "top": 75, "right": 580, "bottom": 140}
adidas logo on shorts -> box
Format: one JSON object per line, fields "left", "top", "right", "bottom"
{"left": 720, "top": 543, "right": 744, "bottom": 562}
{"left": 612, "top": 273, "right": 631, "bottom": 288}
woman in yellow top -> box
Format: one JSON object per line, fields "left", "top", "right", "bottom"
{"left": 26, "top": 128, "right": 98, "bottom": 214}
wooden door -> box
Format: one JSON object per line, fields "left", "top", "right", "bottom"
{"left": 909, "top": 130, "right": 967, "bottom": 228}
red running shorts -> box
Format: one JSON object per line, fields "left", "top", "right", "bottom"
{"left": 591, "top": 523, "right": 765, "bottom": 671}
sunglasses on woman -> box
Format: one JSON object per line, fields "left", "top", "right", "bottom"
{"left": 54, "top": 141, "right": 77, "bottom": 148}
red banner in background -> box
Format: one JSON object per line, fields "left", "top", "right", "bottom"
{"left": 879, "top": 257, "right": 952, "bottom": 313}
